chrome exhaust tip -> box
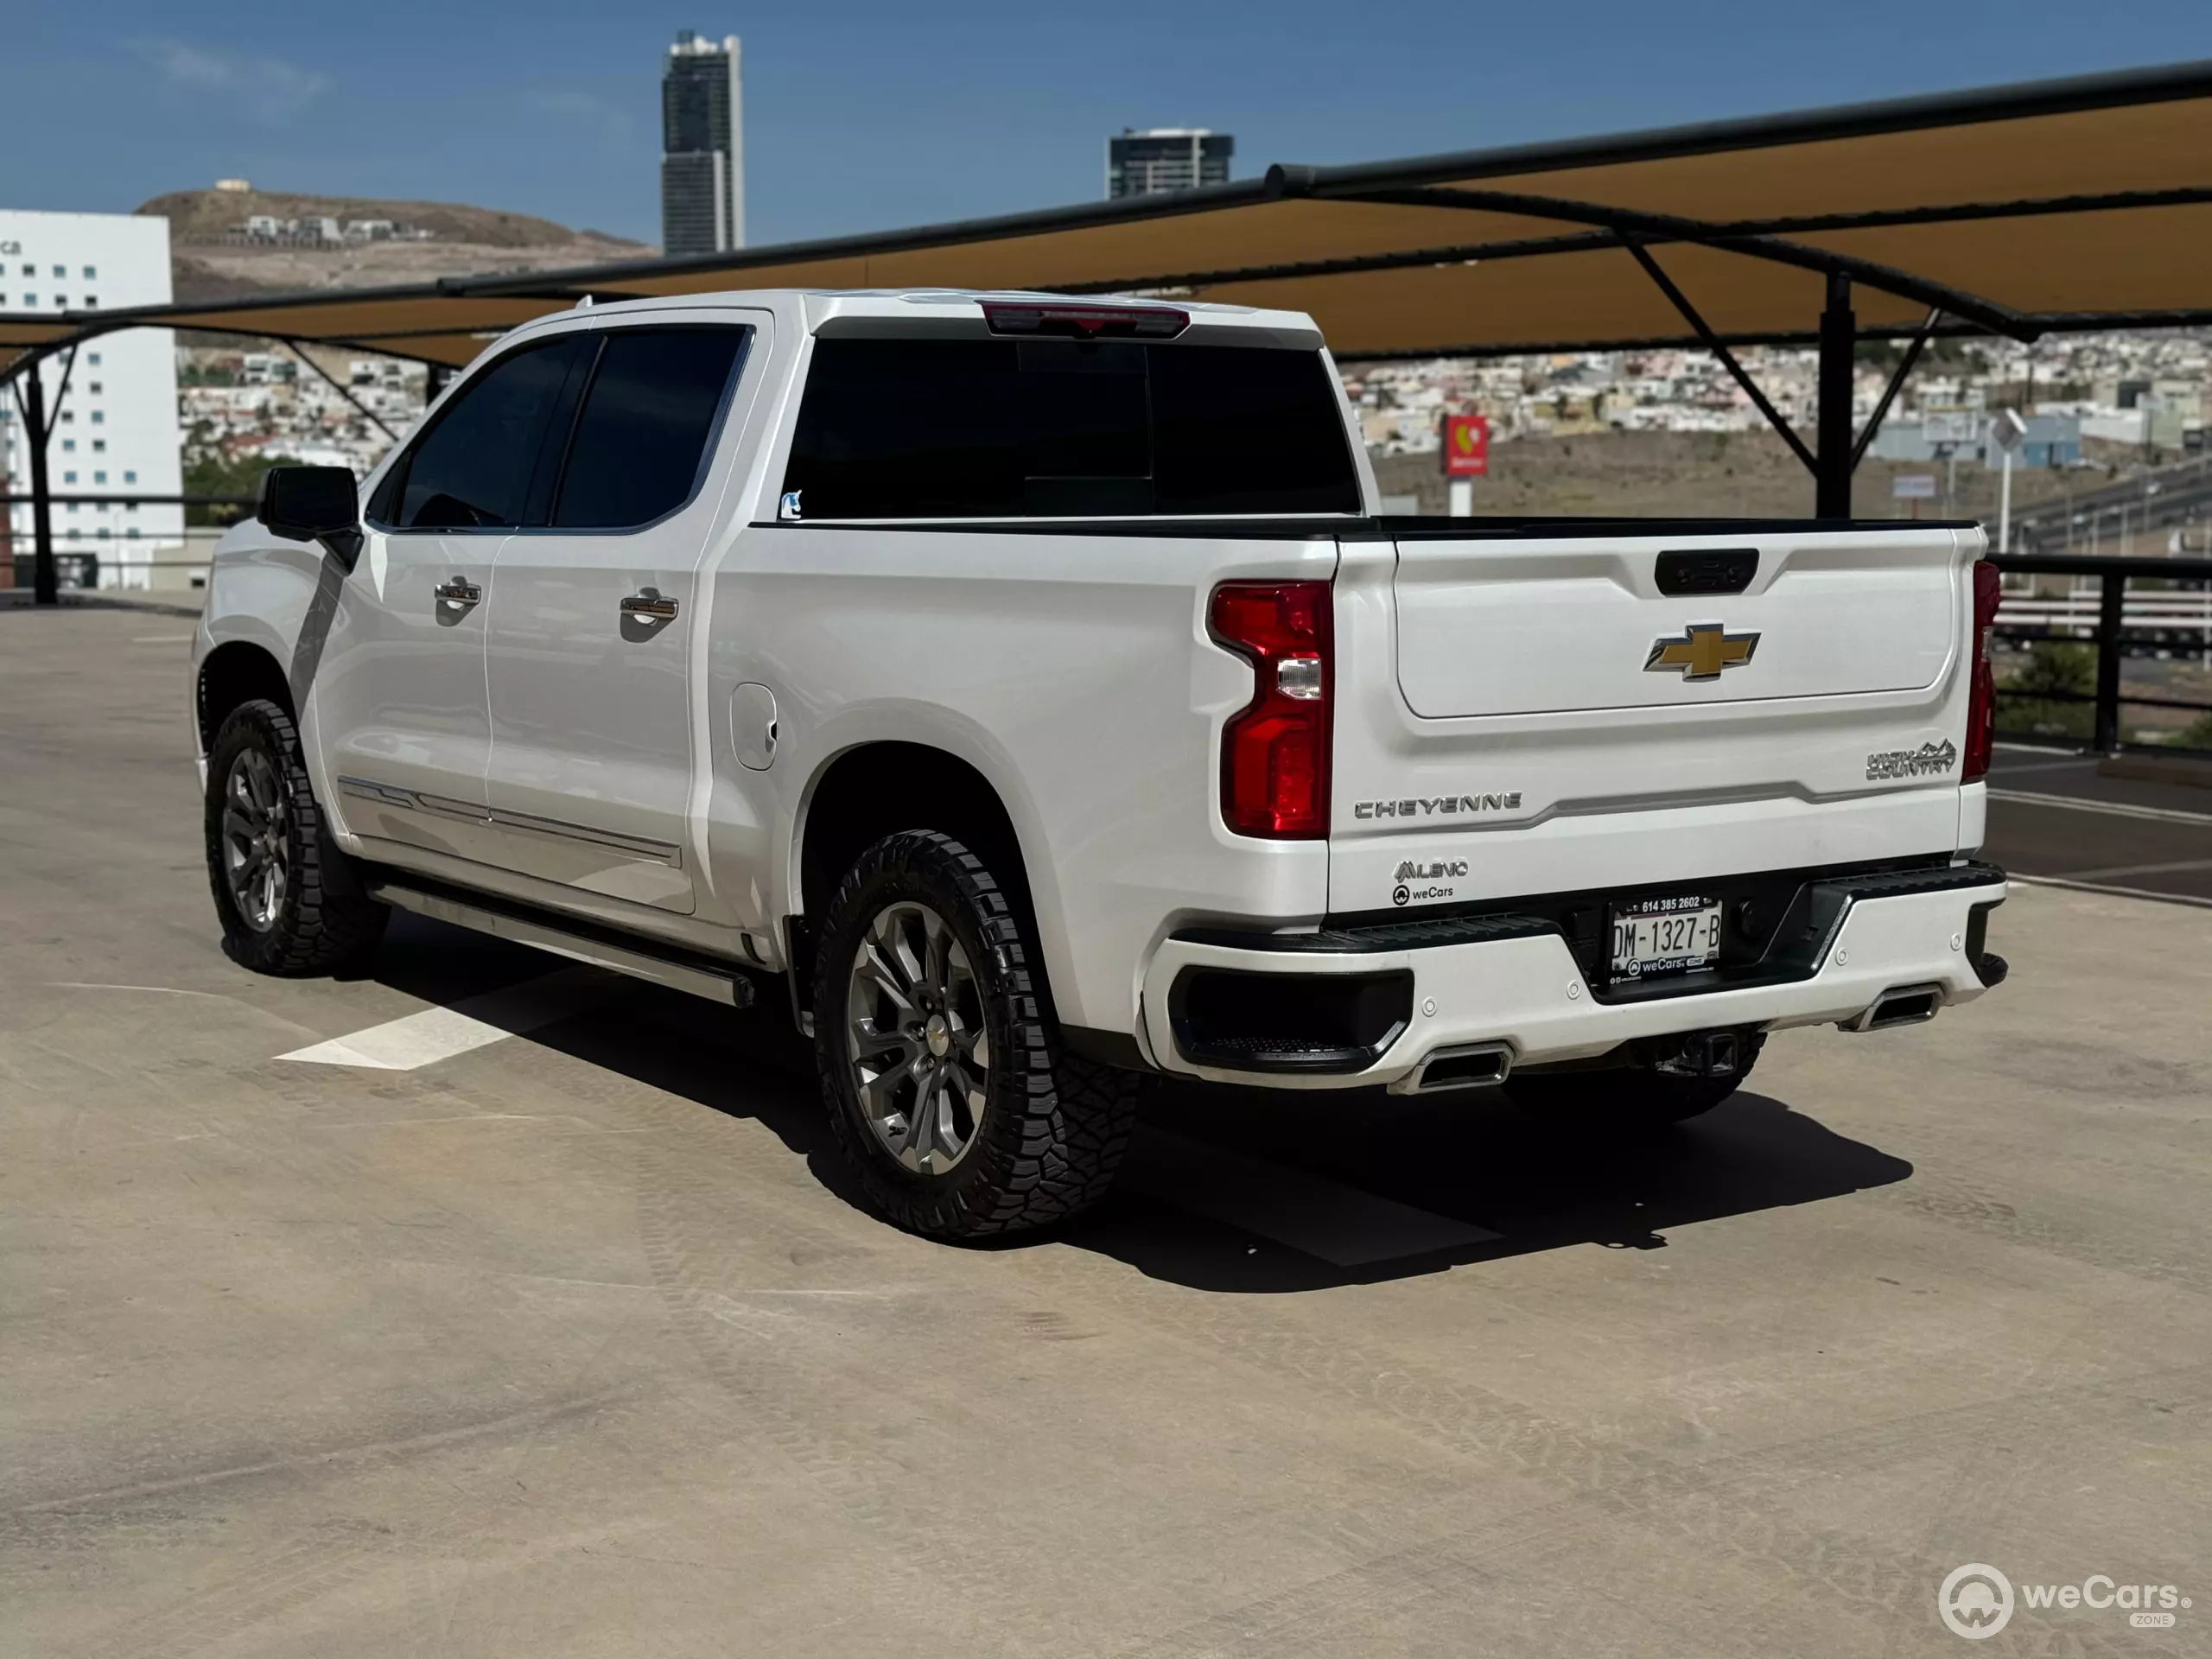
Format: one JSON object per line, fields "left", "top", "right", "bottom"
{"left": 1391, "top": 1040, "right": 1515, "bottom": 1095}
{"left": 1840, "top": 982, "right": 1946, "bottom": 1033}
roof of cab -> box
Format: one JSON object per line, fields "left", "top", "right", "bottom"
{"left": 488, "top": 287, "right": 1328, "bottom": 353}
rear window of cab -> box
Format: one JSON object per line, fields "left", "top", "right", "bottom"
{"left": 780, "top": 337, "right": 1361, "bottom": 520}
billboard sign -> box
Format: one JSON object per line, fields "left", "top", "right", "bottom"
{"left": 1443, "top": 413, "right": 1490, "bottom": 477}
{"left": 1891, "top": 474, "right": 1938, "bottom": 500}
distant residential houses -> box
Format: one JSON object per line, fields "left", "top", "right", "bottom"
{"left": 178, "top": 346, "right": 426, "bottom": 479}
{"left": 1347, "top": 334, "right": 2209, "bottom": 461}
{"left": 225, "top": 215, "right": 433, "bottom": 247}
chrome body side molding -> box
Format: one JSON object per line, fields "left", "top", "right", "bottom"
{"left": 339, "top": 776, "right": 683, "bottom": 868}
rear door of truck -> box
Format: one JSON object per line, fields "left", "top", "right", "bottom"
{"left": 1326, "top": 521, "right": 1983, "bottom": 920}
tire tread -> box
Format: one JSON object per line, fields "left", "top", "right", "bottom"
{"left": 204, "top": 698, "right": 386, "bottom": 976}
{"left": 813, "top": 830, "right": 1139, "bottom": 1239}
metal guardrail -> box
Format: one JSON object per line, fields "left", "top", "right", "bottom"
{"left": 5, "top": 507, "right": 2209, "bottom": 756}
{"left": 1987, "top": 552, "right": 2212, "bottom": 753}
{"left": 2, "top": 493, "right": 254, "bottom": 597}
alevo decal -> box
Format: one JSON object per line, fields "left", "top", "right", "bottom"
{"left": 1395, "top": 859, "right": 1469, "bottom": 881}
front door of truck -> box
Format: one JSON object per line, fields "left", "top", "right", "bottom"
{"left": 315, "top": 334, "right": 591, "bottom": 873}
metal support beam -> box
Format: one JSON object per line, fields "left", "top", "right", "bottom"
{"left": 1622, "top": 238, "right": 1815, "bottom": 474}
{"left": 1853, "top": 308, "right": 1941, "bottom": 470}
{"left": 1336, "top": 182, "right": 2037, "bottom": 341}
{"left": 282, "top": 342, "right": 399, "bottom": 443}
{"left": 48, "top": 343, "right": 80, "bottom": 416}
{"left": 2093, "top": 569, "right": 2126, "bottom": 752}
{"left": 1816, "top": 273, "right": 1857, "bottom": 518}
{"left": 22, "top": 365, "right": 56, "bottom": 605}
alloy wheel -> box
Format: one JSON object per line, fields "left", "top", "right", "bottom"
{"left": 221, "top": 747, "right": 289, "bottom": 932}
{"left": 845, "top": 900, "right": 990, "bottom": 1173}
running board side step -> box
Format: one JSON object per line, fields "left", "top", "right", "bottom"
{"left": 365, "top": 878, "right": 758, "bottom": 1008}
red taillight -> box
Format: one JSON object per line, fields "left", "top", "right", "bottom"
{"left": 1210, "top": 581, "right": 1332, "bottom": 838}
{"left": 1964, "top": 559, "right": 2002, "bottom": 782}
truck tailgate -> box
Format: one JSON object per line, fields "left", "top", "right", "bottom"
{"left": 1328, "top": 524, "right": 1982, "bottom": 919}
{"left": 1393, "top": 531, "right": 1957, "bottom": 717}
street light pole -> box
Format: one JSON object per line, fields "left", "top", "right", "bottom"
{"left": 1990, "top": 407, "right": 2028, "bottom": 556}
{"left": 1999, "top": 446, "right": 2013, "bottom": 554}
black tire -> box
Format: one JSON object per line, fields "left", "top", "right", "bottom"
{"left": 204, "top": 698, "right": 387, "bottom": 976}
{"left": 1503, "top": 1033, "right": 1764, "bottom": 1128}
{"left": 812, "top": 829, "right": 1140, "bottom": 1240}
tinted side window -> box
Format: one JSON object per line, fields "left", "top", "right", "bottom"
{"left": 784, "top": 340, "right": 1022, "bottom": 519}
{"left": 781, "top": 337, "right": 1358, "bottom": 519}
{"left": 551, "top": 328, "right": 748, "bottom": 530}
{"left": 387, "top": 339, "right": 586, "bottom": 530}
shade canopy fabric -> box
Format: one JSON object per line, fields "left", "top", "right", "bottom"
{"left": 5, "top": 59, "right": 2210, "bottom": 382}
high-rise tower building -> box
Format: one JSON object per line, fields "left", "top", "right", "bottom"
{"left": 1105, "top": 129, "right": 1233, "bottom": 200}
{"left": 661, "top": 31, "right": 745, "bottom": 257}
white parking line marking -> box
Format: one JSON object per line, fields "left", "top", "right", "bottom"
{"left": 1127, "top": 1126, "right": 1501, "bottom": 1267}
{"left": 48, "top": 982, "right": 228, "bottom": 997}
{"left": 278, "top": 967, "right": 609, "bottom": 1071}
{"left": 2009, "top": 873, "right": 2212, "bottom": 911}
{"left": 1986, "top": 754, "right": 2101, "bottom": 775}
{"left": 2060, "top": 855, "right": 2212, "bottom": 881}
{"left": 1987, "top": 788, "right": 2212, "bottom": 826}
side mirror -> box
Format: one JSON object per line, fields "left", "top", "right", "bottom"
{"left": 259, "top": 465, "right": 362, "bottom": 566}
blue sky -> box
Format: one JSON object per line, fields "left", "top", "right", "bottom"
{"left": 5, "top": 2, "right": 2209, "bottom": 249}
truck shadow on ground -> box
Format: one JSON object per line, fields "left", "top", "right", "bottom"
{"left": 371, "top": 913, "right": 1916, "bottom": 1295}
{"left": 1071, "top": 1082, "right": 1914, "bottom": 1292}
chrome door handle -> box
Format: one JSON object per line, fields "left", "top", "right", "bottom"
{"left": 620, "top": 586, "right": 679, "bottom": 621}
{"left": 433, "top": 577, "right": 481, "bottom": 609}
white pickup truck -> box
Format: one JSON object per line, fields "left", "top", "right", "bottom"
{"left": 192, "top": 288, "right": 2009, "bottom": 1239}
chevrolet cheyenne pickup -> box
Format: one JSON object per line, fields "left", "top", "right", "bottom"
{"left": 191, "top": 288, "right": 2010, "bottom": 1239}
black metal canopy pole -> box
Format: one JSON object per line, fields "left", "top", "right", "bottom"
{"left": 21, "top": 365, "right": 57, "bottom": 606}
{"left": 282, "top": 342, "right": 399, "bottom": 442}
{"left": 1853, "top": 308, "right": 1942, "bottom": 469}
{"left": 1815, "top": 272, "right": 1857, "bottom": 518}
{"left": 1620, "top": 238, "right": 1815, "bottom": 474}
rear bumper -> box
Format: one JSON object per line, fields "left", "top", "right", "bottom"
{"left": 1140, "top": 861, "right": 2008, "bottom": 1089}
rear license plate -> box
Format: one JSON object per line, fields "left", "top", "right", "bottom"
{"left": 1610, "top": 895, "right": 1722, "bottom": 982}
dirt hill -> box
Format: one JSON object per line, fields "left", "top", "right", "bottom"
{"left": 138, "top": 188, "right": 645, "bottom": 252}
{"left": 137, "top": 188, "right": 655, "bottom": 306}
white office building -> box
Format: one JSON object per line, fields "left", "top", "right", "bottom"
{"left": 0, "top": 209, "right": 185, "bottom": 590}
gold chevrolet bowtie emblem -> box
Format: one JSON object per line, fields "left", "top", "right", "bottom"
{"left": 1645, "top": 622, "right": 1760, "bottom": 683}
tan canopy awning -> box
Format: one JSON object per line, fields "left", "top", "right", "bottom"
{"left": 7, "top": 56, "right": 2209, "bottom": 386}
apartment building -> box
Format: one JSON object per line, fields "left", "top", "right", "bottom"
{"left": 0, "top": 208, "right": 185, "bottom": 589}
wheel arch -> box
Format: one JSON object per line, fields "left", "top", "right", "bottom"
{"left": 196, "top": 639, "right": 294, "bottom": 754}
{"left": 788, "top": 738, "right": 1060, "bottom": 1015}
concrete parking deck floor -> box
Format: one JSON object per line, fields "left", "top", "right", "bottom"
{"left": 1984, "top": 745, "right": 2212, "bottom": 906}
{"left": 5, "top": 608, "right": 2209, "bottom": 1658}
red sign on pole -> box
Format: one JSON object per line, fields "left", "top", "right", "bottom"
{"left": 1444, "top": 413, "right": 1490, "bottom": 477}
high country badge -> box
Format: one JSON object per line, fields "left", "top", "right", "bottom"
{"left": 1866, "top": 739, "right": 1958, "bottom": 780}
